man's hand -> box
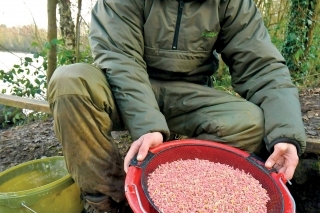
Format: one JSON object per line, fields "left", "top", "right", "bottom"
{"left": 265, "top": 143, "right": 299, "bottom": 180}
{"left": 124, "top": 132, "right": 163, "bottom": 173}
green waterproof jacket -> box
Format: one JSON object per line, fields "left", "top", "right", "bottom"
{"left": 89, "top": 0, "right": 306, "bottom": 154}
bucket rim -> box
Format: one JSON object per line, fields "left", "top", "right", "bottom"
{"left": 0, "top": 156, "right": 75, "bottom": 208}
{"left": 126, "top": 139, "right": 295, "bottom": 213}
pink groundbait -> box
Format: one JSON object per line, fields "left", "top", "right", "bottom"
{"left": 147, "top": 159, "right": 270, "bottom": 212}
{"left": 125, "top": 139, "right": 296, "bottom": 213}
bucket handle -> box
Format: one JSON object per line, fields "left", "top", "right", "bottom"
{"left": 278, "top": 175, "right": 296, "bottom": 213}
{"left": 21, "top": 202, "right": 37, "bottom": 213}
{"left": 125, "top": 184, "right": 147, "bottom": 213}
{"left": 129, "top": 152, "right": 155, "bottom": 169}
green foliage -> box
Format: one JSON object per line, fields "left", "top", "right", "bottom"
{"left": 291, "top": 43, "right": 320, "bottom": 88}
{"left": 281, "top": 0, "right": 319, "bottom": 87}
{"left": 213, "top": 62, "right": 235, "bottom": 95}
{"left": 0, "top": 44, "right": 49, "bottom": 125}
{"left": 268, "top": 19, "right": 289, "bottom": 51}
{"left": 55, "top": 38, "right": 93, "bottom": 65}
{"left": 215, "top": 0, "right": 320, "bottom": 90}
{"left": 0, "top": 105, "right": 26, "bottom": 127}
{"left": 22, "top": 111, "right": 52, "bottom": 124}
{"left": 0, "top": 55, "right": 47, "bottom": 99}
{"left": 0, "top": 37, "right": 93, "bottom": 99}
{"left": 0, "top": 36, "right": 93, "bottom": 126}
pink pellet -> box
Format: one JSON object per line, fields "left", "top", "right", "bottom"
{"left": 147, "top": 159, "right": 270, "bottom": 213}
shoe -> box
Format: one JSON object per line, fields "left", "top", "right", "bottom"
{"left": 82, "top": 194, "right": 133, "bottom": 213}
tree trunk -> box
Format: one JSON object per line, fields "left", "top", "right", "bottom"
{"left": 58, "top": 0, "right": 76, "bottom": 53}
{"left": 75, "top": 0, "right": 82, "bottom": 63}
{"left": 47, "top": 0, "right": 58, "bottom": 85}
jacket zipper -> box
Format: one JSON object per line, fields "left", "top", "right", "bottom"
{"left": 172, "top": 0, "right": 184, "bottom": 50}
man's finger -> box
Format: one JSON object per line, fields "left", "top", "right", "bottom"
{"left": 124, "top": 141, "right": 141, "bottom": 173}
{"left": 137, "top": 137, "right": 150, "bottom": 161}
{"left": 282, "top": 165, "right": 296, "bottom": 180}
{"left": 265, "top": 145, "right": 286, "bottom": 168}
{"left": 277, "top": 166, "right": 286, "bottom": 174}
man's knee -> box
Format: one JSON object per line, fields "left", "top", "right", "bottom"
{"left": 48, "top": 63, "right": 106, "bottom": 100}
{"left": 49, "top": 63, "right": 99, "bottom": 86}
{"left": 236, "top": 103, "right": 264, "bottom": 150}
{"left": 243, "top": 103, "right": 264, "bottom": 134}
{"left": 217, "top": 102, "right": 264, "bottom": 152}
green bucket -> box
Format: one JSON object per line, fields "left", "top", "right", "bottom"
{"left": 0, "top": 156, "right": 83, "bottom": 213}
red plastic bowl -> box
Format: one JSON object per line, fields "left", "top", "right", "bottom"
{"left": 125, "top": 139, "right": 295, "bottom": 213}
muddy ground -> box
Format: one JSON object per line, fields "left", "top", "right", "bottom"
{"left": 0, "top": 88, "right": 319, "bottom": 212}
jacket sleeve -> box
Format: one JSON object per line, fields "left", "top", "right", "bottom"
{"left": 216, "top": 0, "right": 306, "bottom": 155}
{"left": 89, "top": 0, "right": 170, "bottom": 141}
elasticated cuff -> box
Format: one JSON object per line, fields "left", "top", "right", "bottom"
{"left": 264, "top": 136, "right": 302, "bottom": 156}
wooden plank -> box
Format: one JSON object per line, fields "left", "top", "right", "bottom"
{"left": 0, "top": 94, "right": 51, "bottom": 114}
{"left": 305, "top": 138, "right": 320, "bottom": 154}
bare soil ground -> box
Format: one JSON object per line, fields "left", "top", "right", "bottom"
{"left": 0, "top": 88, "right": 319, "bottom": 212}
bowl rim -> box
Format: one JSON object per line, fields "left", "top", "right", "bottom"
{"left": 126, "top": 139, "right": 295, "bottom": 213}
{"left": 0, "top": 156, "right": 75, "bottom": 208}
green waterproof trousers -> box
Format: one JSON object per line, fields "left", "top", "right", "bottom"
{"left": 48, "top": 63, "right": 264, "bottom": 204}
